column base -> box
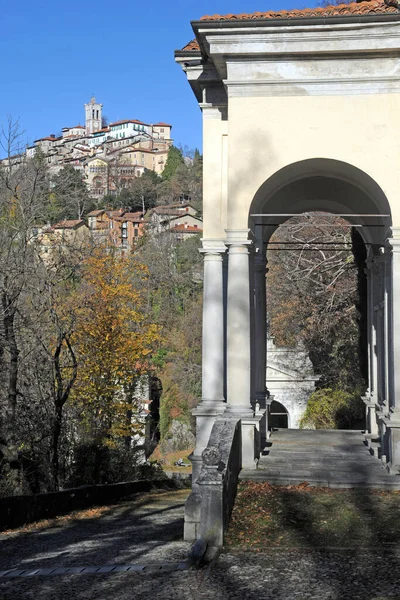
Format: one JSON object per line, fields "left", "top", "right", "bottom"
{"left": 380, "top": 413, "right": 400, "bottom": 473}
{"left": 362, "top": 395, "right": 379, "bottom": 436}
{"left": 241, "top": 412, "right": 266, "bottom": 469}
{"left": 224, "top": 404, "right": 254, "bottom": 418}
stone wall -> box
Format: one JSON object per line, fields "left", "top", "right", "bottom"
{"left": 267, "top": 337, "right": 319, "bottom": 428}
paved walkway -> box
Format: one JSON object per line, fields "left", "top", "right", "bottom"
{"left": 2, "top": 487, "right": 400, "bottom": 599}
{"left": 242, "top": 429, "right": 400, "bottom": 488}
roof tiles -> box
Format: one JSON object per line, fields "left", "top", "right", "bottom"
{"left": 182, "top": 0, "right": 399, "bottom": 51}
{"left": 200, "top": 0, "right": 398, "bottom": 21}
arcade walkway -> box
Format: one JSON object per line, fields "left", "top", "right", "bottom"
{"left": 241, "top": 429, "right": 400, "bottom": 489}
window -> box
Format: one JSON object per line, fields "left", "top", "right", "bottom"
{"left": 134, "top": 228, "right": 139, "bottom": 237}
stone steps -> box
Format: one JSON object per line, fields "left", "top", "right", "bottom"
{"left": 240, "top": 428, "right": 400, "bottom": 489}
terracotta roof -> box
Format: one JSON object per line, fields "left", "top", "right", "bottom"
{"left": 62, "top": 125, "right": 85, "bottom": 131}
{"left": 200, "top": 0, "right": 399, "bottom": 22}
{"left": 153, "top": 122, "right": 172, "bottom": 127}
{"left": 182, "top": 40, "right": 201, "bottom": 51}
{"left": 171, "top": 224, "right": 203, "bottom": 232}
{"left": 87, "top": 209, "right": 105, "bottom": 217}
{"left": 109, "top": 119, "right": 148, "bottom": 127}
{"left": 34, "top": 136, "right": 61, "bottom": 143}
{"left": 107, "top": 209, "right": 126, "bottom": 217}
{"left": 182, "top": 0, "right": 400, "bottom": 50}
{"left": 53, "top": 219, "right": 85, "bottom": 229}
{"left": 123, "top": 212, "right": 144, "bottom": 219}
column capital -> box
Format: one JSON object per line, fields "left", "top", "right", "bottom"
{"left": 200, "top": 239, "right": 227, "bottom": 254}
{"left": 225, "top": 228, "right": 254, "bottom": 246}
{"left": 199, "top": 104, "right": 228, "bottom": 121}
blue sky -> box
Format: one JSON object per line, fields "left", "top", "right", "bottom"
{"left": 1, "top": 0, "right": 315, "bottom": 156}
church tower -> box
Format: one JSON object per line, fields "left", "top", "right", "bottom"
{"left": 85, "top": 96, "right": 103, "bottom": 135}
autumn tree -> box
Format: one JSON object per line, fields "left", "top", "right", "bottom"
{"left": 70, "top": 246, "right": 159, "bottom": 444}
{"left": 135, "top": 232, "right": 203, "bottom": 444}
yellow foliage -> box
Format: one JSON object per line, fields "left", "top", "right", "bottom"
{"left": 70, "top": 246, "right": 160, "bottom": 439}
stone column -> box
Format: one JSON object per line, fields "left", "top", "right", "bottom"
{"left": 252, "top": 246, "right": 268, "bottom": 407}
{"left": 191, "top": 246, "right": 226, "bottom": 483}
{"left": 225, "top": 231, "right": 261, "bottom": 469}
{"left": 251, "top": 245, "right": 269, "bottom": 448}
{"left": 364, "top": 257, "right": 379, "bottom": 437}
{"left": 225, "top": 237, "right": 253, "bottom": 416}
{"left": 382, "top": 237, "right": 400, "bottom": 472}
{"left": 383, "top": 250, "right": 391, "bottom": 408}
{"left": 185, "top": 244, "right": 227, "bottom": 541}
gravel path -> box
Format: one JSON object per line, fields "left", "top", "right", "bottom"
{"left": 2, "top": 489, "right": 400, "bottom": 599}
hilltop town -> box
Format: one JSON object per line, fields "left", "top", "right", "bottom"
{"left": 3, "top": 96, "right": 173, "bottom": 198}
{"left": 1, "top": 97, "right": 203, "bottom": 251}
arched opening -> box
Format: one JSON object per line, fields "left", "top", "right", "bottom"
{"left": 248, "top": 159, "right": 392, "bottom": 436}
{"left": 270, "top": 400, "right": 289, "bottom": 430}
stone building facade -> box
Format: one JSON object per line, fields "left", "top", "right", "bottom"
{"left": 266, "top": 337, "right": 319, "bottom": 429}
{"left": 176, "top": 0, "right": 400, "bottom": 550}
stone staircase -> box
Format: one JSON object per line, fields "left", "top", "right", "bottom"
{"left": 240, "top": 429, "right": 400, "bottom": 489}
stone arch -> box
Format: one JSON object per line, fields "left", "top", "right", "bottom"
{"left": 247, "top": 158, "right": 393, "bottom": 445}
{"left": 270, "top": 400, "right": 290, "bottom": 429}
{"left": 249, "top": 158, "right": 392, "bottom": 246}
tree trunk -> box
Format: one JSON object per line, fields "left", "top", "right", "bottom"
{"left": 51, "top": 405, "right": 63, "bottom": 491}
{"left": 1, "top": 289, "right": 22, "bottom": 494}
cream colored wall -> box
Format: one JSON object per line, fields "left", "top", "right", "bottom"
{"left": 202, "top": 111, "right": 228, "bottom": 241}
{"left": 223, "top": 94, "right": 400, "bottom": 230}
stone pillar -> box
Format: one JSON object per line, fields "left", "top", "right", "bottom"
{"left": 382, "top": 237, "right": 400, "bottom": 472}
{"left": 185, "top": 244, "right": 227, "bottom": 541}
{"left": 252, "top": 246, "right": 268, "bottom": 407}
{"left": 252, "top": 244, "right": 269, "bottom": 448}
{"left": 383, "top": 250, "right": 391, "bottom": 409}
{"left": 364, "top": 257, "right": 379, "bottom": 437}
{"left": 225, "top": 236, "right": 253, "bottom": 416}
{"left": 192, "top": 247, "right": 226, "bottom": 467}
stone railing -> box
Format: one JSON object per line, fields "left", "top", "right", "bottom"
{"left": 195, "top": 417, "right": 242, "bottom": 557}
{"left": 0, "top": 478, "right": 181, "bottom": 532}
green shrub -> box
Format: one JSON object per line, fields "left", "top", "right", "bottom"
{"left": 300, "top": 388, "right": 364, "bottom": 429}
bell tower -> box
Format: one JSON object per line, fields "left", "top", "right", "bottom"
{"left": 85, "top": 96, "right": 102, "bottom": 135}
